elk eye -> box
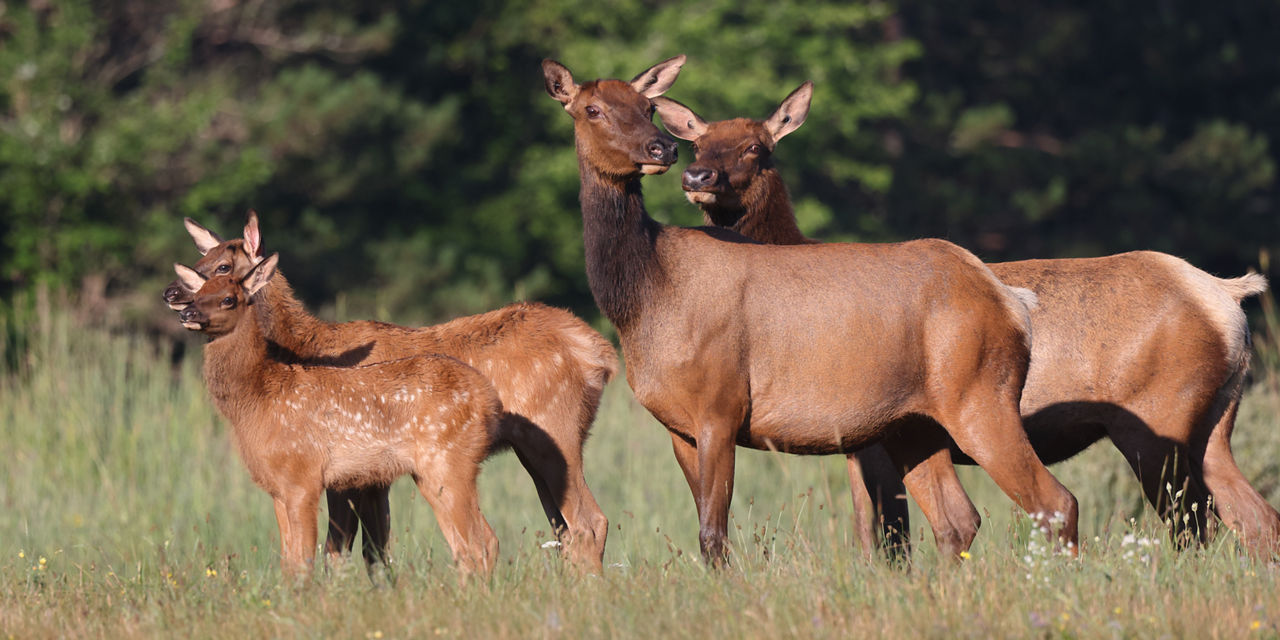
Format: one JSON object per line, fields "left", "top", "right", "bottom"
{"left": 584, "top": 105, "right": 601, "bottom": 119}
{"left": 221, "top": 296, "right": 236, "bottom": 308}
{"left": 690, "top": 142, "right": 699, "bottom": 155}
{"left": 745, "top": 144, "right": 763, "bottom": 155}
{"left": 215, "top": 264, "right": 231, "bottom": 274}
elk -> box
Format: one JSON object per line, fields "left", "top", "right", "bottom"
{"left": 655, "top": 84, "right": 1280, "bottom": 557}
{"left": 164, "top": 213, "right": 617, "bottom": 572}
{"left": 175, "top": 255, "right": 501, "bottom": 576}
{"left": 544, "top": 55, "right": 1079, "bottom": 563}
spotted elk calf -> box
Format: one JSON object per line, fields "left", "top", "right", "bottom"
{"left": 165, "top": 213, "right": 617, "bottom": 572}
{"left": 546, "top": 55, "right": 1078, "bottom": 564}
{"left": 175, "top": 255, "right": 502, "bottom": 576}
{"left": 656, "top": 84, "right": 1280, "bottom": 557}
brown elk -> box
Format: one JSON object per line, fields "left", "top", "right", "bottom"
{"left": 655, "top": 84, "right": 1280, "bottom": 557}
{"left": 543, "top": 55, "right": 1079, "bottom": 563}
{"left": 164, "top": 213, "right": 617, "bottom": 572}
{"left": 175, "top": 255, "right": 501, "bottom": 576}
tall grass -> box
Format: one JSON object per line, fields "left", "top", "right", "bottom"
{"left": 1, "top": 294, "right": 1278, "bottom": 638}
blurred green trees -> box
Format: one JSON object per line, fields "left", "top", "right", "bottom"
{"left": 1, "top": 0, "right": 1276, "bottom": 328}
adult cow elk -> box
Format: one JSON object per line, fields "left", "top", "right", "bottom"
{"left": 175, "top": 256, "right": 501, "bottom": 576}
{"left": 165, "top": 214, "right": 617, "bottom": 572}
{"left": 544, "top": 55, "right": 1079, "bottom": 563}
{"left": 655, "top": 83, "right": 1280, "bottom": 557}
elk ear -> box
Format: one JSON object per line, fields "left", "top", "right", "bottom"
{"left": 654, "top": 97, "right": 708, "bottom": 141}
{"left": 184, "top": 218, "right": 223, "bottom": 255}
{"left": 173, "top": 263, "right": 207, "bottom": 293}
{"left": 243, "top": 252, "right": 279, "bottom": 298}
{"left": 630, "top": 54, "right": 685, "bottom": 98}
{"left": 542, "top": 59, "right": 579, "bottom": 106}
{"left": 243, "top": 210, "right": 264, "bottom": 263}
{"left": 763, "top": 81, "right": 813, "bottom": 144}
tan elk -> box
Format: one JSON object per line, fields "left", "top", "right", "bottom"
{"left": 164, "top": 213, "right": 617, "bottom": 572}
{"left": 544, "top": 55, "right": 1079, "bottom": 563}
{"left": 655, "top": 83, "right": 1280, "bottom": 557}
{"left": 175, "top": 255, "right": 501, "bottom": 576}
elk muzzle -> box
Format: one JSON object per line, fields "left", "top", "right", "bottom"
{"left": 178, "top": 306, "right": 207, "bottom": 330}
{"left": 639, "top": 136, "right": 678, "bottom": 174}
{"left": 163, "top": 280, "right": 194, "bottom": 310}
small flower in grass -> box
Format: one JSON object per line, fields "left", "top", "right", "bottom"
{"left": 37, "top": 556, "right": 47, "bottom": 570}
{"left": 261, "top": 598, "right": 271, "bottom": 608}
{"left": 1252, "top": 621, "right": 1262, "bottom": 631}
{"left": 205, "top": 568, "right": 218, "bottom": 578}
{"left": 17, "top": 550, "right": 24, "bottom": 559}
{"left": 541, "top": 540, "right": 562, "bottom": 549}
{"left": 959, "top": 551, "right": 971, "bottom": 560}
{"left": 1113, "top": 607, "right": 1122, "bottom": 616}
{"left": 365, "top": 631, "right": 383, "bottom": 639}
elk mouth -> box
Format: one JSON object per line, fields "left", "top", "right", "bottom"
{"left": 638, "top": 163, "right": 671, "bottom": 175}
{"left": 181, "top": 320, "right": 204, "bottom": 331}
{"left": 685, "top": 191, "right": 718, "bottom": 205}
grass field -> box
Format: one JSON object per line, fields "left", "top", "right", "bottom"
{"left": 2, "top": 293, "right": 1279, "bottom": 639}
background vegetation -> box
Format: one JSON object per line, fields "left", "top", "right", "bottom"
{"left": 2, "top": 0, "right": 1276, "bottom": 328}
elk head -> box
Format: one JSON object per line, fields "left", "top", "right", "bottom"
{"left": 175, "top": 253, "right": 279, "bottom": 338}
{"left": 163, "top": 211, "right": 268, "bottom": 310}
{"left": 541, "top": 56, "right": 685, "bottom": 179}
{"left": 654, "top": 82, "right": 812, "bottom": 214}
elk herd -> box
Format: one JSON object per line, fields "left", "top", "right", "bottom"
{"left": 163, "top": 55, "right": 1279, "bottom": 578}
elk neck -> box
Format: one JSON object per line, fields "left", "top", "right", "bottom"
{"left": 577, "top": 162, "right": 665, "bottom": 330}
{"left": 252, "top": 271, "right": 326, "bottom": 362}
{"left": 203, "top": 301, "right": 276, "bottom": 427}
{"left": 704, "top": 167, "right": 815, "bottom": 246}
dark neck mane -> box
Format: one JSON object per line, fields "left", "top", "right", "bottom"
{"left": 578, "top": 162, "right": 664, "bottom": 330}
{"left": 702, "top": 169, "right": 815, "bottom": 246}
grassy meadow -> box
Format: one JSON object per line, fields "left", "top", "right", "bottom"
{"left": 2, "top": 292, "right": 1279, "bottom": 639}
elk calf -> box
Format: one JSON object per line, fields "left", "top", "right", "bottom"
{"left": 656, "top": 84, "right": 1280, "bottom": 557}
{"left": 176, "top": 256, "right": 501, "bottom": 576}
{"left": 165, "top": 213, "right": 616, "bottom": 572}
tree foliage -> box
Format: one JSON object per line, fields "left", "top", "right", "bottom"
{"left": 1, "top": 0, "right": 1275, "bottom": 328}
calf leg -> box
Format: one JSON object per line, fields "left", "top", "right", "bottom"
{"left": 414, "top": 455, "right": 498, "bottom": 577}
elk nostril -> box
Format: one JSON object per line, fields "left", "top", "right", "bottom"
{"left": 646, "top": 141, "right": 666, "bottom": 160}
{"left": 163, "top": 286, "right": 179, "bottom": 302}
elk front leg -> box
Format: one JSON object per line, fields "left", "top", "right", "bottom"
{"left": 847, "top": 444, "right": 911, "bottom": 560}
{"left": 273, "top": 485, "right": 322, "bottom": 576}
{"left": 694, "top": 420, "right": 737, "bottom": 567}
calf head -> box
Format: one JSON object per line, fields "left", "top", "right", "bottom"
{"left": 175, "top": 252, "right": 279, "bottom": 339}
{"left": 542, "top": 56, "right": 685, "bottom": 179}
{"left": 163, "top": 212, "right": 267, "bottom": 310}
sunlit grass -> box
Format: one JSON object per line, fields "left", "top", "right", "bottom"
{"left": 2, "top": 296, "right": 1279, "bottom": 638}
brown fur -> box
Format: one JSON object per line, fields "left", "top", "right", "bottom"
{"left": 177, "top": 256, "right": 501, "bottom": 576}
{"left": 547, "top": 57, "right": 1079, "bottom": 563}
{"left": 663, "top": 87, "right": 1280, "bottom": 557}
{"left": 166, "top": 214, "right": 617, "bottom": 571}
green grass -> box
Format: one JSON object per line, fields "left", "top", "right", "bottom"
{"left": 2, "top": 295, "right": 1279, "bottom": 639}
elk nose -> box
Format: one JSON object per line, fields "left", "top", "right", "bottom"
{"left": 683, "top": 167, "right": 717, "bottom": 190}
{"left": 646, "top": 137, "right": 678, "bottom": 164}
{"left": 178, "top": 307, "right": 200, "bottom": 323}
{"left": 162, "top": 283, "right": 184, "bottom": 304}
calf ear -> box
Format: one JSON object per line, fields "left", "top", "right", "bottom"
{"left": 243, "top": 252, "right": 279, "bottom": 297}
{"left": 630, "top": 55, "right": 685, "bottom": 98}
{"left": 764, "top": 81, "right": 813, "bottom": 144}
{"left": 184, "top": 218, "right": 223, "bottom": 255}
{"left": 654, "top": 97, "right": 708, "bottom": 141}
{"left": 243, "top": 210, "right": 265, "bottom": 263}
{"left": 173, "top": 263, "right": 207, "bottom": 293}
{"left": 542, "top": 59, "right": 579, "bottom": 106}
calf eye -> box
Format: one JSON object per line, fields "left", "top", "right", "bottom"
{"left": 745, "top": 144, "right": 763, "bottom": 155}
{"left": 215, "top": 264, "right": 231, "bottom": 274}
{"left": 585, "top": 105, "right": 601, "bottom": 119}
{"left": 221, "top": 296, "right": 236, "bottom": 308}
